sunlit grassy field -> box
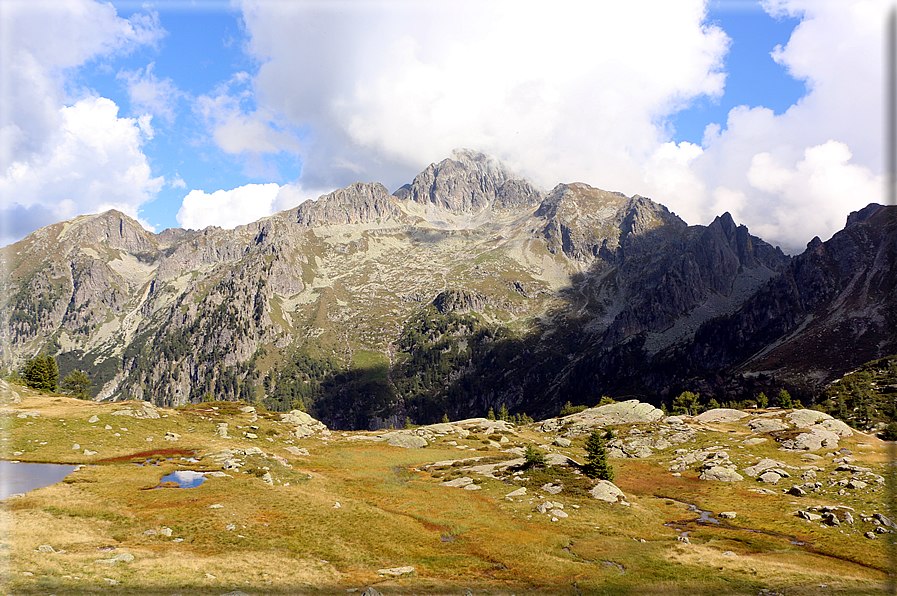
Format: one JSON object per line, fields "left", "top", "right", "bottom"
{"left": 0, "top": 385, "right": 891, "bottom": 595}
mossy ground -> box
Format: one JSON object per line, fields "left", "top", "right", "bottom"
{"left": 0, "top": 387, "right": 890, "bottom": 595}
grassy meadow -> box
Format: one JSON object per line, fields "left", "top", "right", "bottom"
{"left": 0, "top": 384, "right": 892, "bottom": 595}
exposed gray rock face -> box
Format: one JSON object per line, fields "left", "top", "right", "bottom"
{"left": 2, "top": 146, "right": 891, "bottom": 429}
{"left": 294, "top": 182, "right": 399, "bottom": 227}
{"left": 683, "top": 204, "right": 897, "bottom": 392}
{"left": 393, "top": 149, "right": 543, "bottom": 213}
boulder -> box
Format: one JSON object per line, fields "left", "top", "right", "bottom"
{"left": 440, "top": 477, "right": 474, "bottom": 488}
{"left": 718, "top": 511, "right": 737, "bottom": 519}
{"left": 786, "top": 409, "right": 832, "bottom": 428}
{"left": 377, "top": 566, "right": 415, "bottom": 576}
{"left": 553, "top": 438, "right": 572, "bottom": 447}
{"left": 758, "top": 471, "right": 782, "bottom": 484}
{"left": 589, "top": 480, "right": 627, "bottom": 503}
{"left": 541, "top": 483, "right": 563, "bottom": 495}
{"left": 386, "top": 434, "right": 428, "bottom": 449}
{"left": 779, "top": 427, "right": 840, "bottom": 451}
{"left": 743, "top": 458, "right": 787, "bottom": 478}
{"left": 748, "top": 418, "right": 790, "bottom": 433}
{"left": 111, "top": 402, "right": 160, "bottom": 419}
{"left": 819, "top": 418, "right": 854, "bottom": 437}
{"left": 281, "top": 410, "right": 328, "bottom": 438}
{"left": 505, "top": 487, "right": 527, "bottom": 498}
{"left": 579, "top": 400, "right": 663, "bottom": 425}
{"left": 97, "top": 552, "right": 135, "bottom": 566}
{"left": 699, "top": 467, "right": 744, "bottom": 482}
{"left": 694, "top": 409, "right": 748, "bottom": 424}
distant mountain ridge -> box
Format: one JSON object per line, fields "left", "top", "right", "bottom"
{"left": 1, "top": 149, "right": 893, "bottom": 429}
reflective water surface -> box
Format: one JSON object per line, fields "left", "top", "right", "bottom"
{"left": 0, "top": 461, "right": 77, "bottom": 499}
{"left": 157, "top": 470, "right": 206, "bottom": 488}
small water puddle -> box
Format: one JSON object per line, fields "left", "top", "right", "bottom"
{"left": 0, "top": 461, "right": 77, "bottom": 499}
{"left": 155, "top": 470, "right": 206, "bottom": 489}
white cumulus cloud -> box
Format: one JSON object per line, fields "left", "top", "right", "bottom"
{"left": 207, "top": 0, "right": 886, "bottom": 254}
{"left": 0, "top": 97, "right": 163, "bottom": 244}
{"left": 177, "top": 183, "right": 283, "bottom": 230}
{"left": 231, "top": 0, "right": 729, "bottom": 194}
{"left": 0, "top": 0, "right": 166, "bottom": 245}
{"left": 117, "top": 62, "right": 181, "bottom": 123}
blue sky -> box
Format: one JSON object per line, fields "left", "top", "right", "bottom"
{"left": 0, "top": 0, "right": 886, "bottom": 254}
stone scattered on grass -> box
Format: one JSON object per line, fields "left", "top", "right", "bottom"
{"left": 97, "top": 552, "right": 135, "bottom": 566}
{"left": 377, "top": 566, "right": 415, "bottom": 576}
{"left": 718, "top": 511, "right": 736, "bottom": 519}
{"left": 36, "top": 545, "right": 56, "bottom": 553}
{"left": 440, "top": 476, "right": 474, "bottom": 488}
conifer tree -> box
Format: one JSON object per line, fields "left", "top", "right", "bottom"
{"left": 22, "top": 354, "right": 57, "bottom": 392}
{"left": 778, "top": 389, "right": 793, "bottom": 409}
{"left": 582, "top": 429, "right": 614, "bottom": 481}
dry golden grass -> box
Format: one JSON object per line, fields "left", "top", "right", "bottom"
{"left": 0, "top": 390, "right": 891, "bottom": 594}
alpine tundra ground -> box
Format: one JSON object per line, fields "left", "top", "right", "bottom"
{"left": 0, "top": 381, "right": 892, "bottom": 595}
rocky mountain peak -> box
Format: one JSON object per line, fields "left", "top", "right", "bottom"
{"left": 845, "top": 203, "right": 885, "bottom": 228}
{"left": 393, "top": 149, "right": 544, "bottom": 213}
{"left": 292, "top": 181, "right": 398, "bottom": 227}
{"left": 60, "top": 209, "right": 157, "bottom": 255}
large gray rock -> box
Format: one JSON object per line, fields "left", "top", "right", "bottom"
{"left": 779, "top": 426, "right": 841, "bottom": 451}
{"left": 440, "top": 477, "right": 474, "bottom": 488}
{"left": 589, "top": 480, "right": 627, "bottom": 503}
{"left": 111, "top": 402, "right": 160, "bottom": 419}
{"left": 280, "top": 410, "right": 328, "bottom": 438}
{"left": 377, "top": 565, "right": 415, "bottom": 576}
{"left": 699, "top": 467, "right": 744, "bottom": 482}
{"left": 748, "top": 418, "right": 790, "bottom": 433}
{"left": 786, "top": 409, "right": 832, "bottom": 428}
{"left": 694, "top": 409, "right": 748, "bottom": 424}
{"left": 386, "top": 434, "right": 428, "bottom": 449}
{"left": 743, "top": 458, "right": 788, "bottom": 478}
{"left": 559, "top": 400, "right": 664, "bottom": 436}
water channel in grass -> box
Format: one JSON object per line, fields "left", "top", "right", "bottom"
{"left": 0, "top": 460, "right": 77, "bottom": 499}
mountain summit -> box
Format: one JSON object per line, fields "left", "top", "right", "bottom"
{"left": 2, "top": 151, "right": 893, "bottom": 429}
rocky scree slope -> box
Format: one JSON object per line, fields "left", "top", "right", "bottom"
{"left": 1, "top": 150, "right": 892, "bottom": 429}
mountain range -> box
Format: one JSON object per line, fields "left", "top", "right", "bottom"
{"left": 2, "top": 149, "right": 894, "bottom": 429}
